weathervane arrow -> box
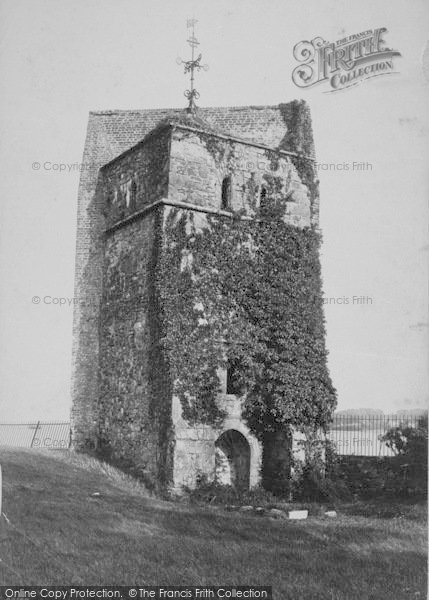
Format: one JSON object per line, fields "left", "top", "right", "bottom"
{"left": 176, "top": 19, "right": 209, "bottom": 112}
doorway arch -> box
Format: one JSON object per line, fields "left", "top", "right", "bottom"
{"left": 215, "top": 429, "right": 250, "bottom": 490}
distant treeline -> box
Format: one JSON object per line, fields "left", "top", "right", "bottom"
{"left": 335, "top": 408, "right": 427, "bottom": 417}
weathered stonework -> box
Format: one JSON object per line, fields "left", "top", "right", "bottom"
{"left": 168, "top": 127, "right": 312, "bottom": 228}
{"left": 98, "top": 214, "right": 159, "bottom": 483}
{"left": 71, "top": 102, "right": 322, "bottom": 492}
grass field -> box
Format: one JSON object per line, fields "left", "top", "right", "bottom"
{"left": 0, "top": 448, "right": 426, "bottom": 599}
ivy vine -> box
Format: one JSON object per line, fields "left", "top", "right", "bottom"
{"left": 156, "top": 178, "right": 336, "bottom": 437}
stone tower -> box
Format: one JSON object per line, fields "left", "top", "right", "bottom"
{"left": 71, "top": 102, "right": 323, "bottom": 492}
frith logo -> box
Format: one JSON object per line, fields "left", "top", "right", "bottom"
{"left": 292, "top": 28, "right": 401, "bottom": 92}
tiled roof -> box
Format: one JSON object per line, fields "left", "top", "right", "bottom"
{"left": 86, "top": 105, "right": 291, "bottom": 167}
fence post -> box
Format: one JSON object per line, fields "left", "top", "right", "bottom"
{"left": 30, "top": 421, "right": 41, "bottom": 448}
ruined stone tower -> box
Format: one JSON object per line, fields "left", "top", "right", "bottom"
{"left": 71, "top": 102, "right": 325, "bottom": 492}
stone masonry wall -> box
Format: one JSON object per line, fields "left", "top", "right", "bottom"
{"left": 71, "top": 115, "right": 109, "bottom": 448}
{"left": 91, "top": 131, "right": 173, "bottom": 487}
{"left": 71, "top": 103, "right": 317, "bottom": 451}
{"left": 72, "top": 102, "right": 319, "bottom": 491}
{"left": 102, "top": 128, "right": 170, "bottom": 229}
{"left": 164, "top": 128, "right": 315, "bottom": 490}
{"left": 98, "top": 209, "right": 172, "bottom": 487}
{"left": 168, "top": 128, "right": 312, "bottom": 228}
{"left": 171, "top": 384, "right": 262, "bottom": 492}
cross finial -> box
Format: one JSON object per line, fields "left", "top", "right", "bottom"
{"left": 176, "top": 19, "right": 208, "bottom": 112}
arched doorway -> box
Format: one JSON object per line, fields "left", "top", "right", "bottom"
{"left": 215, "top": 430, "right": 250, "bottom": 490}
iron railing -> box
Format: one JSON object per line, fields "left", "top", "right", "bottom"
{"left": 326, "top": 414, "right": 424, "bottom": 457}
{"left": 0, "top": 415, "right": 425, "bottom": 456}
{"left": 0, "top": 422, "right": 71, "bottom": 449}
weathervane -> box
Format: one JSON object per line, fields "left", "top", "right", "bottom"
{"left": 176, "top": 19, "right": 209, "bottom": 112}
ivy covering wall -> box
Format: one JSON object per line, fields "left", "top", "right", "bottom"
{"left": 156, "top": 179, "right": 337, "bottom": 449}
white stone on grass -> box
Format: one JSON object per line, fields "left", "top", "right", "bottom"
{"left": 268, "top": 508, "right": 287, "bottom": 519}
{"left": 288, "top": 510, "right": 308, "bottom": 520}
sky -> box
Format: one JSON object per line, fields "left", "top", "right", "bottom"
{"left": 0, "top": 0, "right": 428, "bottom": 421}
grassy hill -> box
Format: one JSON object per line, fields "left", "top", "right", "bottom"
{"left": 0, "top": 449, "right": 426, "bottom": 599}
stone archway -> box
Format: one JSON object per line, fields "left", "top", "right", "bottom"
{"left": 215, "top": 429, "right": 250, "bottom": 490}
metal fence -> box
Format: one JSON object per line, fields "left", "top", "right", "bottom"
{"left": 327, "top": 414, "right": 424, "bottom": 457}
{"left": 0, "top": 415, "right": 425, "bottom": 456}
{"left": 0, "top": 422, "right": 71, "bottom": 449}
